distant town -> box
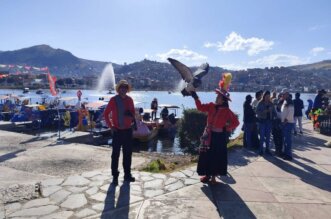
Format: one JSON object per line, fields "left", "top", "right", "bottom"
{"left": 0, "top": 45, "right": 331, "bottom": 93}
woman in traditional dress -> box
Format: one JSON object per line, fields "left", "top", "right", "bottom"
{"left": 191, "top": 73, "right": 239, "bottom": 184}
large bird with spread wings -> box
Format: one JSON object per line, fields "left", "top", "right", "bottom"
{"left": 168, "top": 58, "right": 209, "bottom": 96}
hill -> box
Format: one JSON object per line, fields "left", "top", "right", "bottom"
{"left": 0, "top": 45, "right": 330, "bottom": 91}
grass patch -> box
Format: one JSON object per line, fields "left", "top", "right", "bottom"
{"left": 227, "top": 132, "right": 244, "bottom": 149}
{"left": 140, "top": 133, "right": 244, "bottom": 173}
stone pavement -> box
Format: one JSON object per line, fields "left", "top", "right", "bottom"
{"left": 1, "top": 120, "right": 331, "bottom": 218}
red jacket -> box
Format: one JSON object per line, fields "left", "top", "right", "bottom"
{"left": 195, "top": 99, "right": 240, "bottom": 132}
{"left": 104, "top": 95, "right": 135, "bottom": 130}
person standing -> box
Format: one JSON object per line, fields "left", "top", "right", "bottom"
{"left": 191, "top": 74, "right": 239, "bottom": 184}
{"left": 293, "top": 92, "right": 304, "bottom": 135}
{"left": 243, "top": 95, "right": 256, "bottom": 148}
{"left": 305, "top": 99, "right": 313, "bottom": 119}
{"left": 104, "top": 80, "right": 136, "bottom": 185}
{"left": 281, "top": 94, "right": 295, "bottom": 160}
{"left": 150, "top": 98, "right": 158, "bottom": 120}
{"left": 256, "top": 91, "right": 275, "bottom": 155}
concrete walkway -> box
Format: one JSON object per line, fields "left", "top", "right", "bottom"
{"left": 1, "top": 120, "right": 331, "bottom": 218}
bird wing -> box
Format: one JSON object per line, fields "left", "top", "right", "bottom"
{"left": 168, "top": 58, "right": 193, "bottom": 83}
{"left": 193, "top": 63, "right": 209, "bottom": 79}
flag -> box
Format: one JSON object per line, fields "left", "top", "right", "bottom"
{"left": 47, "top": 71, "right": 57, "bottom": 96}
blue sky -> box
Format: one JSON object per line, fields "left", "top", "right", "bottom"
{"left": 1, "top": 0, "right": 330, "bottom": 69}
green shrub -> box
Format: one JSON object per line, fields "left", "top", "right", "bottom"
{"left": 179, "top": 108, "right": 238, "bottom": 154}
{"left": 142, "top": 159, "right": 166, "bottom": 173}
{"left": 179, "top": 109, "right": 207, "bottom": 154}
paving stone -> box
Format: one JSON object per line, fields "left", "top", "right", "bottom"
{"left": 140, "top": 176, "right": 154, "bottom": 181}
{"left": 2, "top": 184, "right": 38, "bottom": 203}
{"left": 60, "top": 194, "right": 87, "bottom": 210}
{"left": 49, "top": 189, "right": 71, "bottom": 204}
{"left": 169, "top": 171, "right": 187, "bottom": 178}
{"left": 140, "top": 172, "right": 152, "bottom": 176}
{"left": 144, "top": 179, "right": 164, "bottom": 189}
{"left": 100, "top": 184, "right": 110, "bottom": 192}
{"left": 151, "top": 173, "right": 167, "bottom": 179}
{"left": 75, "top": 208, "right": 97, "bottom": 218}
{"left": 144, "top": 189, "right": 164, "bottom": 198}
{"left": 180, "top": 169, "right": 194, "bottom": 177}
{"left": 41, "top": 178, "right": 64, "bottom": 187}
{"left": 41, "top": 186, "right": 62, "bottom": 197}
{"left": 81, "top": 171, "right": 102, "bottom": 178}
{"left": 4, "top": 202, "right": 21, "bottom": 215}
{"left": 131, "top": 190, "right": 142, "bottom": 196}
{"left": 164, "top": 177, "right": 178, "bottom": 186}
{"left": 62, "top": 176, "right": 90, "bottom": 186}
{"left": 91, "top": 175, "right": 109, "bottom": 181}
{"left": 184, "top": 178, "right": 200, "bottom": 185}
{"left": 165, "top": 181, "right": 185, "bottom": 192}
{"left": 90, "top": 192, "right": 107, "bottom": 202}
{"left": 131, "top": 185, "right": 142, "bottom": 192}
{"left": 11, "top": 217, "right": 37, "bottom": 219}
{"left": 86, "top": 187, "right": 99, "bottom": 196}
{"left": 23, "top": 198, "right": 53, "bottom": 209}
{"left": 40, "top": 210, "right": 74, "bottom": 219}
{"left": 0, "top": 210, "right": 3, "bottom": 219}
{"left": 9, "top": 205, "right": 59, "bottom": 217}
{"left": 190, "top": 173, "right": 201, "bottom": 180}
{"left": 89, "top": 181, "right": 104, "bottom": 187}
{"left": 92, "top": 203, "right": 106, "bottom": 211}
{"left": 66, "top": 186, "right": 88, "bottom": 193}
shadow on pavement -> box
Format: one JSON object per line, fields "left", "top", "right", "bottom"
{"left": 101, "top": 183, "right": 130, "bottom": 219}
{"left": 201, "top": 184, "right": 256, "bottom": 219}
{"left": 0, "top": 149, "right": 26, "bottom": 163}
{"left": 266, "top": 155, "right": 331, "bottom": 192}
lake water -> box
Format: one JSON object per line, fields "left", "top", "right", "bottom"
{"left": 0, "top": 89, "right": 316, "bottom": 154}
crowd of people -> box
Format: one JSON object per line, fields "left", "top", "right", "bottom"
{"left": 243, "top": 88, "right": 330, "bottom": 161}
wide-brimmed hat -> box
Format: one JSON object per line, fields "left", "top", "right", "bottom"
{"left": 215, "top": 88, "right": 231, "bottom": 101}
{"left": 115, "top": 80, "right": 131, "bottom": 93}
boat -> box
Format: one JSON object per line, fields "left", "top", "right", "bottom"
{"left": 36, "top": 89, "right": 44, "bottom": 94}
{"left": 107, "top": 90, "right": 114, "bottom": 94}
{"left": 23, "top": 88, "right": 30, "bottom": 94}
{"left": 133, "top": 127, "right": 158, "bottom": 142}
{"left": 157, "top": 104, "right": 180, "bottom": 138}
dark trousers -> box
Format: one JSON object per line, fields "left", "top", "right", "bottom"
{"left": 111, "top": 129, "right": 133, "bottom": 178}
{"left": 151, "top": 110, "right": 157, "bottom": 120}
{"left": 272, "top": 126, "right": 283, "bottom": 154}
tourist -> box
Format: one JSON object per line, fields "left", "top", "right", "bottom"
{"left": 272, "top": 93, "right": 284, "bottom": 156}
{"left": 281, "top": 91, "right": 295, "bottom": 160}
{"left": 313, "top": 90, "right": 324, "bottom": 109}
{"left": 305, "top": 99, "right": 313, "bottom": 119}
{"left": 256, "top": 90, "right": 276, "bottom": 155}
{"left": 252, "top": 90, "right": 263, "bottom": 111}
{"left": 160, "top": 106, "right": 169, "bottom": 120}
{"left": 243, "top": 94, "right": 256, "bottom": 148}
{"left": 191, "top": 74, "right": 239, "bottom": 184}
{"left": 104, "top": 80, "right": 136, "bottom": 185}
{"left": 76, "top": 103, "right": 89, "bottom": 131}
{"left": 150, "top": 98, "right": 158, "bottom": 120}
{"left": 293, "top": 92, "right": 304, "bottom": 135}
{"left": 251, "top": 90, "right": 263, "bottom": 148}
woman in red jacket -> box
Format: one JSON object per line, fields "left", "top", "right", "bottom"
{"left": 192, "top": 74, "right": 239, "bottom": 184}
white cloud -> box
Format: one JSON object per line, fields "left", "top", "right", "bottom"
{"left": 219, "top": 54, "right": 308, "bottom": 70}
{"left": 204, "top": 32, "right": 274, "bottom": 56}
{"left": 203, "top": 42, "right": 217, "bottom": 48}
{"left": 248, "top": 54, "right": 307, "bottom": 67}
{"left": 308, "top": 24, "right": 326, "bottom": 31}
{"left": 310, "top": 47, "right": 325, "bottom": 56}
{"left": 156, "top": 48, "right": 208, "bottom": 64}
